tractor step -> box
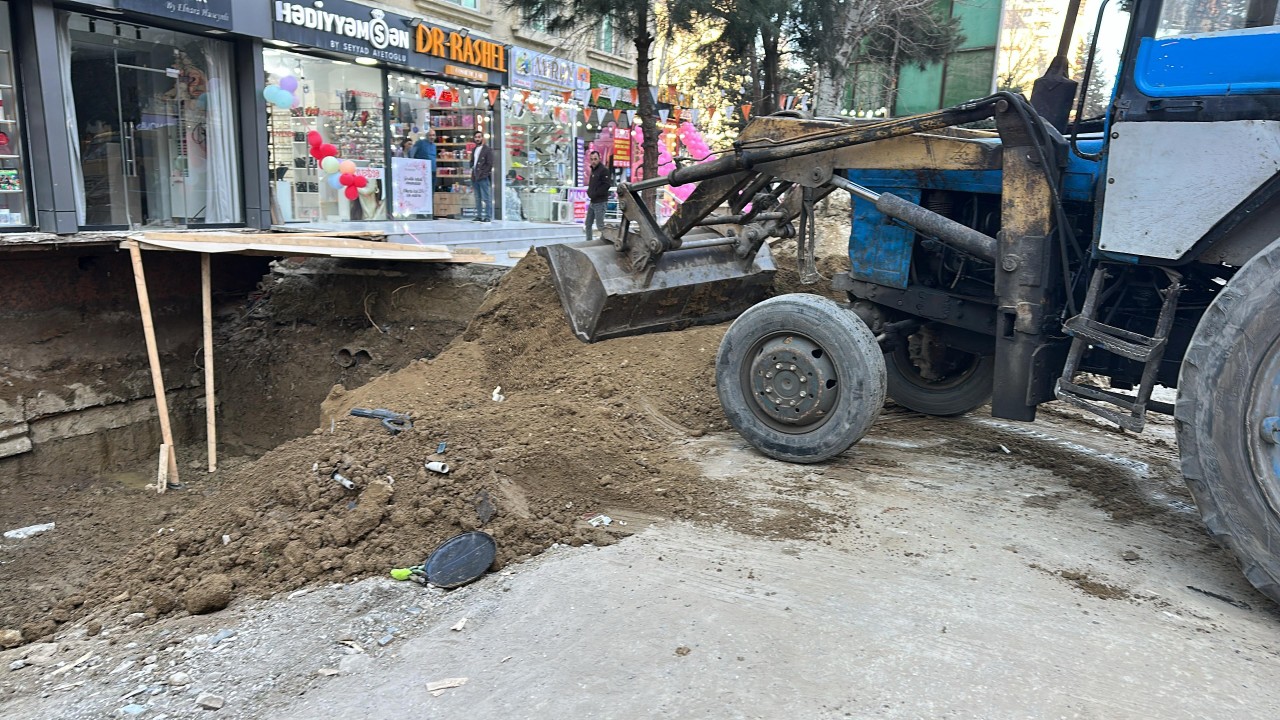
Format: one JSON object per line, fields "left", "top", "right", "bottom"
{"left": 1055, "top": 265, "right": 1183, "bottom": 432}
{"left": 1062, "top": 316, "right": 1165, "bottom": 362}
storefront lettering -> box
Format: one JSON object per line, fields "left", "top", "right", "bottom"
{"left": 274, "top": 1, "right": 410, "bottom": 51}
{"left": 415, "top": 26, "right": 505, "bottom": 73}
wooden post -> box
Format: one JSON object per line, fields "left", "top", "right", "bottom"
{"left": 201, "top": 253, "right": 217, "bottom": 473}
{"left": 157, "top": 444, "right": 170, "bottom": 494}
{"left": 127, "top": 240, "right": 180, "bottom": 490}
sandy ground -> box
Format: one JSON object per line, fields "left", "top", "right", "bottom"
{"left": 5, "top": 405, "right": 1279, "bottom": 719}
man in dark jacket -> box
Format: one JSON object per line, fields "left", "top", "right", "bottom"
{"left": 585, "top": 150, "right": 610, "bottom": 241}
{"left": 471, "top": 131, "right": 494, "bottom": 222}
{"left": 410, "top": 129, "right": 437, "bottom": 164}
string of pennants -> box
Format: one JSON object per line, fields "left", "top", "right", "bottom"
{"left": 419, "top": 81, "right": 811, "bottom": 129}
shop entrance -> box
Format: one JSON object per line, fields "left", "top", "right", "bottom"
{"left": 67, "top": 13, "right": 241, "bottom": 228}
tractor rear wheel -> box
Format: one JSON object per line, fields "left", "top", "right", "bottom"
{"left": 1177, "top": 236, "right": 1280, "bottom": 604}
{"left": 885, "top": 326, "right": 993, "bottom": 417}
{"left": 716, "top": 294, "right": 886, "bottom": 463}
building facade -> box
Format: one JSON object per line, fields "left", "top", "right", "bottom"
{"left": 2, "top": 0, "right": 638, "bottom": 232}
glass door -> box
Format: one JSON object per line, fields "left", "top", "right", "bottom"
{"left": 117, "top": 62, "right": 181, "bottom": 227}
{"left": 68, "top": 13, "right": 241, "bottom": 228}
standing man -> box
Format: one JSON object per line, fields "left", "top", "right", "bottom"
{"left": 471, "top": 131, "right": 494, "bottom": 223}
{"left": 585, "top": 150, "right": 610, "bottom": 242}
{"left": 410, "top": 130, "right": 437, "bottom": 220}
{"left": 410, "top": 129, "right": 437, "bottom": 164}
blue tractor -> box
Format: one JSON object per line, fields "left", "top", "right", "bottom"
{"left": 539, "top": 0, "right": 1280, "bottom": 601}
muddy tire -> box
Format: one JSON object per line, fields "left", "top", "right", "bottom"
{"left": 716, "top": 294, "right": 886, "bottom": 463}
{"left": 1177, "top": 236, "right": 1280, "bottom": 604}
{"left": 886, "top": 342, "right": 993, "bottom": 417}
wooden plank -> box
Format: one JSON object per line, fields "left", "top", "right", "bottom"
{"left": 267, "top": 228, "right": 387, "bottom": 238}
{"left": 157, "top": 443, "right": 170, "bottom": 495}
{"left": 201, "top": 254, "right": 217, "bottom": 474}
{"left": 134, "top": 233, "right": 450, "bottom": 255}
{"left": 127, "top": 240, "right": 179, "bottom": 490}
{"left": 507, "top": 250, "right": 529, "bottom": 259}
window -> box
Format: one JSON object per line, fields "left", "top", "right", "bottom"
{"left": 595, "top": 17, "right": 615, "bottom": 54}
{"left": 526, "top": 9, "right": 549, "bottom": 33}
{"left": 442, "top": 0, "right": 478, "bottom": 8}
{"left": 1156, "top": 0, "right": 1279, "bottom": 37}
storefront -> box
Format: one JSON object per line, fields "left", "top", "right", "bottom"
{"left": 60, "top": 2, "right": 245, "bottom": 229}
{"left": 583, "top": 68, "right": 636, "bottom": 189}
{"left": 0, "top": 2, "right": 30, "bottom": 228}
{"left": 269, "top": 0, "right": 505, "bottom": 223}
{"left": 505, "top": 45, "right": 590, "bottom": 223}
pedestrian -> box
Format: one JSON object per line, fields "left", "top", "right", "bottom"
{"left": 471, "top": 131, "right": 494, "bottom": 223}
{"left": 585, "top": 150, "right": 610, "bottom": 242}
{"left": 393, "top": 138, "right": 412, "bottom": 158}
{"left": 411, "top": 129, "right": 437, "bottom": 165}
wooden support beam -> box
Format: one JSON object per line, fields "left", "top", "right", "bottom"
{"left": 202, "top": 253, "right": 217, "bottom": 473}
{"left": 126, "top": 240, "right": 179, "bottom": 491}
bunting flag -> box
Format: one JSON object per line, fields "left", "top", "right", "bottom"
{"left": 434, "top": 84, "right": 446, "bottom": 100}
{"left": 613, "top": 109, "right": 622, "bottom": 122}
{"left": 741, "top": 103, "right": 752, "bottom": 120}
{"left": 596, "top": 108, "right": 607, "bottom": 123}
{"left": 689, "top": 108, "right": 699, "bottom": 125}
{"left": 488, "top": 88, "right": 500, "bottom": 107}
{"left": 673, "top": 107, "right": 683, "bottom": 123}
{"left": 607, "top": 87, "right": 620, "bottom": 106}
{"left": 626, "top": 109, "right": 635, "bottom": 124}
{"left": 629, "top": 88, "right": 638, "bottom": 105}
{"left": 779, "top": 94, "right": 789, "bottom": 110}
{"left": 658, "top": 108, "right": 669, "bottom": 122}
{"left": 590, "top": 87, "right": 603, "bottom": 104}
{"left": 520, "top": 90, "right": 530, "bottom": 104}
{"left": 723, "top": 105, "right": 733, "bottom": 122}
{"left": 474, "top": 87, "right": 485, "bottom": 106}
{"left": 649, "top": 87, "right": 659, "bottom": 104}
{"left": 667, "top": 84, "right": 677, "bottom": 100}
{"left": 706, "top": 106, "right": 717, "bottom": 119}
{"left": 561, "top": 90, "right": 572, "bottom": 102}
{"left": 583, "top": 107, "right": 592, "bottom": 121}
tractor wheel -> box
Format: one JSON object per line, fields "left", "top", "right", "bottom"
{"left": 885, "top": 326, "right": 993, "bottom": 417}
{"left": 1177, "top": 236, "right": 1280, "bottom": 604}
{"left": 716, "top": 294, "right": 886, "bottom": 463}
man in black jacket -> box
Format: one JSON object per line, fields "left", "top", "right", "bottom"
{"left": 585, "top": 150, "right": 610, "bottom": 241}
{"left": 471, "top": 131, "right": 494, "bottom": 222}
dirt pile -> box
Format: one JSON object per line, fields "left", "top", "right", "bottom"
{"left": 19, "top": 254, "right": 836, "bottom": 641}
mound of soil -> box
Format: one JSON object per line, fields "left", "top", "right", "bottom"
{"left": 27, "top": 254, "right": 837, "bottom": 638}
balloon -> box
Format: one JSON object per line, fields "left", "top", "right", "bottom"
{"left": 358, "top": 184, "right": 376, "bottom": 196}
{"left": 320, "top": 156, "right": 340, "bottom": 174}
{"left": 306, "top": 131, "right": 322, "bottom": 147}
{"left": 353, "top": 175, "right": 368, "bottom": 188}
{"left": 262, "top": 86, "right": 275, "bottom": 102}
{"left": 339, "top": 173, "right": 355, "bottom": 187}
{"left": 279, "top": 76, "right": 298, "bottom": 93}
{"left": 338, "top": 160, "right": 356, "bottom": 174}
{"left": 327, "top": 174, "right": 343, "bottom": 190}
{"left": 318, "top": 144, "right": 338, "bottom": 159}
{"left": 344, "top": 186, "right": 359, "bottom": 200}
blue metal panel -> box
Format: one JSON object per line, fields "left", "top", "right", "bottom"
{"left": 847, "top": 173, "right": 919, "bottom": 289}
{"left": 1135, "top": 28, "right": 1280, "bottom": 98}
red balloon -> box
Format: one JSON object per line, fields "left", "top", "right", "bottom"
{"left": 318, "top": 144, "right": 338, "bottom": 159}
{"left": 344, "top": 186, "right": 359, "bottom": 200}
{"left": 307, "top": 131, "right": 322, "bottom": 147}
{"left": 339, "top": 173, "right": 355, "bottom": 186}
{"left": 353, "top": 175, "right": 368, "bottom": 188}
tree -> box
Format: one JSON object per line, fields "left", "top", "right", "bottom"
{"left": 502, "top": 0, "right": 705, "bottom": 204}
{"left": 795, "top": 0, "right": 962, "bottom": 116}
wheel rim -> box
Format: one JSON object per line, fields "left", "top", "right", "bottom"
{"left": 740, "top": 332, "right": 840, "bottom": 434}
{"left": 1248, "top": 334, "right": 1280, "bottom": 507}
{"left": 891, "top": 341, "right": 983, "bottom": 390}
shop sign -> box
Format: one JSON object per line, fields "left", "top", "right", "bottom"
{"left": 119, "top": 0, "right": 233, "bottom": 30}
{"left": 416, "top": 27, "right": 506, "bottom": 74}
{"left": 391, "top": 158, "right": 433, "bottom": 216}
{"left": 274, "top": 0, "right": 412, "bottom": 65}
{"left": 272, "top": 0, "right": 505, "bottom": 84}
{"left": 510, "top": 46, "right": 590, "bottom": 93}
{"left": 612, "top": 128, "right": 631, "bottom": 164}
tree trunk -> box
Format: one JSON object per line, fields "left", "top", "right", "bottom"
{"left": 634, "top": 5, "right": 659, "bottom": 209}
{"left": 749, "top": 48, "right": 761, "bottom": 108}
{"left": 813, "top": 2, "right": 865, "bottom": 117}
{"left": 761, "top": 26, "right": 780, "bottom": 115}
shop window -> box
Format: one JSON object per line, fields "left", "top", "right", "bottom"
{"left": 386, "top": 74, "right": 493, "bottom": 220}
{"left": 505, "top": 98, "right": 577, "bottom": 222}
{"left": 63, "top": 12, "right": 242, "bottom": 228}
{"left": 264, "top": 49, "right": 386, "bottom": 223}
{"left": 0, "top": 1, "right": 30, "bottom": 227}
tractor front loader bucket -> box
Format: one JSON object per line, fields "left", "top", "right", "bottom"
{"left": 536, "top": 240, "right": 776, "bottom": 343}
